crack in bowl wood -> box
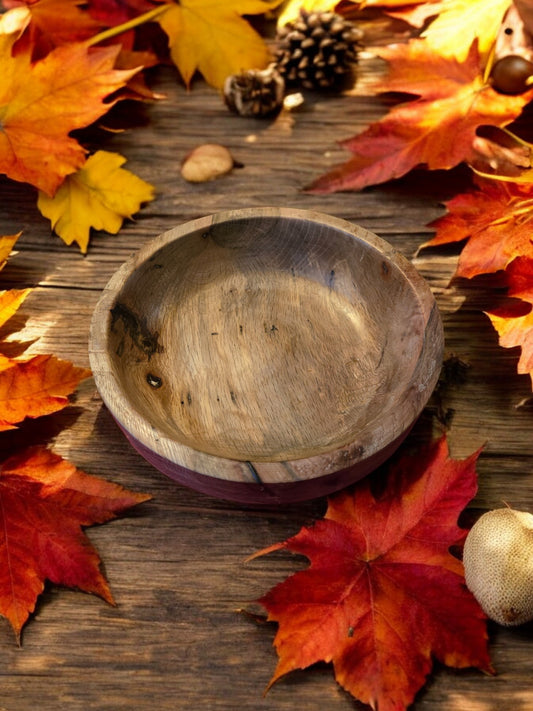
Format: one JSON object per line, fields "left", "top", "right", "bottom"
{"left": 89, "top": 208, "right": 444, "bottom": 504}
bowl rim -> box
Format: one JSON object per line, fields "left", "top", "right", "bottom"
{"left": 89, "top": 207, "right": 444, "bottom": 486}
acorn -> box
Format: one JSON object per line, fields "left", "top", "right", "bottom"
{"left": 490, "top": 54, "right": 533, "bottom": 94}
{"left": 463, "top": 507, "right": 533, "bottom": 626}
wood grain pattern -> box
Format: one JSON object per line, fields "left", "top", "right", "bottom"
{"left": 0, "top": 60, "right": 532, "bottom": 711}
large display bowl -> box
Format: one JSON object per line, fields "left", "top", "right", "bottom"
{"left": 89, "top": 208, "right": 444, "bottom": 504}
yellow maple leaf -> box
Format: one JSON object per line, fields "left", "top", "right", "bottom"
{"left": 0, "top": 289, "right": 31, "bottom": 331}
{"left": 487, "top": 308, "right": 533, "bottom": 386}
{"left": 0, "top": 233, "right": 30, "bottom": 343}
{"left": 422, "top": 0, "right": 512, "bottom": 62}
{"left": 36, "top": 151, "right": 155, "bottom": 253}
{"left": 0, "top": 234, "right": 32, "bottom": 373}
{"left": 158, "top": 0, "right": 282, "bottom": 89}
{"left": 0, "top": 233, "right": 21, "bottom": 272}
{"left": 277, "top": 0, "right": 341, "bottom": 27}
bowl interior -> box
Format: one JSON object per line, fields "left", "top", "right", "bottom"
{"left": 104, "top": 213, "right": 431, "bottom": 463}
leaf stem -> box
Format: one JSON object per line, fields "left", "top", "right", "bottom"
{"left": 483, "top": 40, "right": 497, "bottom": 85}
{"left": 86, "top": 4, "right": 170, "bottom": 47}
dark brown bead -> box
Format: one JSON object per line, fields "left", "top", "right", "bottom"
{"left": 491, "top": 55, "right": 533, "bottom": 95}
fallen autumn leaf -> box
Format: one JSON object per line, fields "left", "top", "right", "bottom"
{"left": 37, "top": 150, "right": 155, "bottom": 253}
{"left": 0, "top": 446, "right": 151, "bottom": 642}
{"left": 308, "top": 40, "right": 533, "bottom": 193}
{"left": 250, "top": 436, "right": 492, "bottom": 711}
{"left": 0, "top": 7, "right": 139, "bottom": 196}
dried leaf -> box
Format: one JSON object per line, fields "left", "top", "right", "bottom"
{"left": 424, "top": 176, "right": 533, "bottom": 279}
{"left": 421, "top": 0, "right": 511, "bottom": 61}
{"left": 113, "top": 47, "right": 164, "bottom": 101}
{"left": 0, "top": 232, "right": 21, "bottom": 271}
{"left": 3, "top": 0, "right": 102, "bottom": 57}
{"left": 0, "top": 233, "right": 90, "bottom": 425}
{"left": 362, "top": 0, "right": 434, "bottom": 4}
{"left": 0, "top": 354, "right": 91, "bottom": 430}
{"left": 505, "top": 255, "right": 533, "bottom": 301}
{"left": 309, "top": 40, "right": 533, "bottom": 193}
{"left": 486, "top": 305, "right": 533, "bottom": 386}
{"left": 158, "top": 0, "right": 282, "bottom": 89}
{"left": 486, "top": 256, "right": 533, "bottom": 387}
{"left": 0, "top": 7, "right": 140, "bottom": 196}
{"left": 251, "top": 436, "right": 492, "bottom": 711}
{"left": 494, "top": 2, "right": 533, "bottom": 65}
{"left": 380, "top": 1, "right": 445, "bottom": 29}
{"left": 0, "top": 446, "right": 151, "bottom": 641}
{"left": 87, "top": 0, "right": 160, "bottom": 25}
{"left": 277, "top": 0, "right": 340, "bottom": 28}
{"left": 470, "top": 126, "right": 533, "bottom": 179}
{"left": 0, "top": 289, "right": 31, "bottom": 330}
{"left": 0, "top": 235, "right": 31, "bottom": 354}
{"left": 37, "top": 150, "right": 155, "bottom": 253}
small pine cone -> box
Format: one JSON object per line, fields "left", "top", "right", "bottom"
{"left": 223, "top": 65, "right": 285, "bottom": 118}
{"left": 275, "top": 10, "right": 363, "bottom": 90}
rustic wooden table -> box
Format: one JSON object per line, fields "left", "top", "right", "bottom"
{"left": 1, "top": 61, "right": 532, "bottom": 711}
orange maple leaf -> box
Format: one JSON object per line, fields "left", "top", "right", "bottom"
{"left": 251, "top": 436, "right": 492, "bottom": 711}
{"left": 424, "top": 176, "right": 533, "bottom": 278}
{"left": 0, "top": 446, "right": 151, "bottom": 642}
{"left": 309, "top": 40, "right": 533, "bottom": 192}
{"left": 0, "top": 235, "right": 91, "bottom": 426}
{"left": 486, "top": 256, "right": 533, "bottom": 386}
{"left": 0, "top": 7, "right": 140, "bottom": 196}
{"left": 0, "top": 354, "right": 91, "bottom": 430}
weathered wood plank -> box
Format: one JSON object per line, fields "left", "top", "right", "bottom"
{"left": 0, "top": 59, "right": 532, "bottom": 711}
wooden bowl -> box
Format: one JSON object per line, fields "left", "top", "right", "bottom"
{"left": 89, "top": 208, "right": 443, "bottom": 504}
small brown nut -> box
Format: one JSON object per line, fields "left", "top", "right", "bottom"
{"left": 181, "top": 144, "right": 234, "bottom": 183}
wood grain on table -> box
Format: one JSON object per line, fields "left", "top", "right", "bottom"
{"left": 0, "top": 64, "right": 532, "bottom": 711}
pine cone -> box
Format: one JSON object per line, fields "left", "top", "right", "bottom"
{"left": 275, "top": 10, "right": 363, "bottom": 90}
{"left": 223, "top": 65, "right": 285, "bottom": 118}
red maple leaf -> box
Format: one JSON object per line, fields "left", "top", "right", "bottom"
{"left": 87, "top": 0, "right": 161, "bottom": 26}
{"left": 505, "top": 254, "right": 533, "bottom": 301}
{"left": 424, "top": 176, "right": 533, "bottom": 279}
{"left": 3, "top": 0, "right": 102, "bottom": 58}
{"left": 0, "top": 446, "right": 151, "bottom": 642}
{"left": 308, "top": 40, "right": 533, "bottom": 193}
{"left": 251, "top": 436, "right": 492, "bottom": 711}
